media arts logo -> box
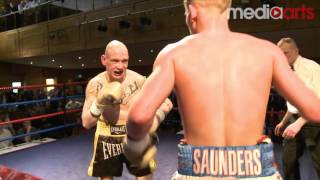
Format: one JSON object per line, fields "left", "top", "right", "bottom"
{"left": 229, "top": 4, "right": 315, "bottom": 20}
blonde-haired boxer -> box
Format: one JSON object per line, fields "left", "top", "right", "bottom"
{"left": 81, "top": 40, "right": 172, "bottom": 180}
{"left": 123, "top": 0, "right": 320, "bottom": 179}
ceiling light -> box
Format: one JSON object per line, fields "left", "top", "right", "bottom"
{"left": 30, "top": 61, "right": 33, "bottom": 65}
{"left": 119, "top": 20, "right": 131, "bottom": 29}
{"left": 138, "top": 59, "right": 142, "bottom": 62}
{"left": 78, "top": 56, "right": 82, "bottom": 60}
{"left": 150, "top": 49, "right": 154, "bottom": 53}
{"left": 140, "top": 17, "right": 152, "bottom": 26}
{"left": 59, "top": 65, "right": 63, "bottom": 68}
{"left": 52, "top": 59, "right": 55, "bottom": 62}
{"left": 81, "top": 64, "right": 85, "bottom": 67}
{"left": 97, "top": 23, "right": 108, "bottom": 32}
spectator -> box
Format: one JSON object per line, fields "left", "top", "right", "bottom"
{"left": 16, "top": 121, "right": 39, "bottom": 144}
{"left": 0, "top": 114, "right": 13, "bottom": 149}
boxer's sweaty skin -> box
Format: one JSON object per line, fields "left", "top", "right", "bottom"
{"left": 127, "top": 2, "right": 320, "bottom": 180}
{"left": 128, "top": 2, "right": 320, "bottom": 147}
{"left": 82, "top": 40, "right": 166, "bottom": 180}
{"left": 82, "top": 70, "right": 144, "bottom": 126}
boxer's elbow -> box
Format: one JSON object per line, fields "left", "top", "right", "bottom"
{"left": 128, "top": 110, "right": 154, "bottom": 140}
{"left": 82, "top": 114, "right": 94, "bottom": 129}
{"left": 307, "top": 109, "right": 320, "bottom": 123}
{"left": 82, "top": 120, "right": 91, "bottom": 129}
{"left": 82, "top": 121, "right": 91, "bottom": 129}
{"left": 129, "top": 109, "right": 153, "bottom": 127}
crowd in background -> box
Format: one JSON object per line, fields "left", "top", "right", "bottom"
{"left": 0, "top": 83, "right": 85, "bottom": 149}
{"left": 0, "top": 0, "right": 48, "bottom": 16}
{"left": 0, "top": 80, "right": 288, "bottom": 150}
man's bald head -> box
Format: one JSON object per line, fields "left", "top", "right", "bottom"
{"left": 102, "top": 40, "right": 129, "bottom": 82}
{"left": 105, "top": 40, "right": 129, "bottom": 58}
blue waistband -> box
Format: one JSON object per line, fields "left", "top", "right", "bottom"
{"left": 177, "top": 142, "right": 277, "bottom": 178}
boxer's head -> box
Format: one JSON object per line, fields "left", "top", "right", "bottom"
{"left": 102, "top": 40, "right": 129, "bottom": 82}
{"left": 183, "top": 0, "right": 231, "bottom": 34}
{"left": 277, "top": 37, "right": 299, "bottom": 65}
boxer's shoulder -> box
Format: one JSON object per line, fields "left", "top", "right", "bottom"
{"left": 231, "top": 32, "right": 273, "bottom": 49}
{"left": 90, "top": 72, "right": 107, "bottom": 84}
{"left": 125, "top": 70, "right": 146, "bottom": 83}
{"left": 126, "top": 69, "right": 142, "bottom": 78}
{"left": 86, "top": 72, "right": 106, "bottom": 92}
{"left": 153, "top": 42, "right": 183, "bottom": 66}
{"left": 231, "top": 32, "right": 281, "bottom": 59}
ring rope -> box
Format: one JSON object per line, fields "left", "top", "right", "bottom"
{"left": 0, "top": 123, "right": 79, "bottom": 142}
{"left": 0, "top": 81, "right": 87, "bottom": 91}
{"left": 0, "top": 95, "right": 84, "bottom": 108}
{"left": 0, "top": 109, "right": 82, "bottom": 126}
{"left": 66, "top": 95, "right": 84, "bottom": 100}
{"left": 0, "top": 97, "right": 64, "bottom": 108}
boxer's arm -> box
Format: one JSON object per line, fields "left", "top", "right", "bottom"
{"left": 161, "top": 98, "right": 173, "bottom": 114}
{"left": 81, "top": 80, "right": 100, "bottom": 129}
{"left": 149, "top": 98, "right": 173, "bottom": 133}
{"left": 128, "top": 45, "right": 175, "bottom": 140}
{"left": 272, "top": 46, "right": 320, "bottom": 123}
{"left": 137, "top": 74, "right": 173, "bottom": 115}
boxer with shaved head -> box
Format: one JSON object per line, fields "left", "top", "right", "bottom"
{"left": 123, "top": 0, "right": 320, "bottom": 179}
{"left": 82, "top": 40, "right": 172, "bottom": 180}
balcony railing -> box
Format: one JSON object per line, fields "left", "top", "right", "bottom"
{"left": 0, "top": 0, "right": 129, "bottom": 32}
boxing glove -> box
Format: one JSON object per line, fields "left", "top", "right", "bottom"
{"left": 90, "top": 81, "right": 123, "bottom": 117}
{"left": 123, "top": 132, "right": 158, "bottom": 169}
{"left": 149, "top": 109, "right": 166, "bottom": 133}
{"left": 123, "top": 109, "right": 164, "bottom": 168}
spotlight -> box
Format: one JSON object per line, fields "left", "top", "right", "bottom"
{"left": 56, "top": 30, "right": 65, "bottom": 38}
{"left": 140, "top": 17, "right": 152, "bottom": 26}
{"left": 48, "top": 33, "right": 55, "bottom": 40}
{"left": 97, "top": 23, "right": 108, "bottom": 32}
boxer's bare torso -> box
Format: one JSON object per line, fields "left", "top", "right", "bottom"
{"left": 82, "top": 70, "right": 144, "bottom": 126}
{"left": 172, "top": 32, "right": 273, "bottom": 146}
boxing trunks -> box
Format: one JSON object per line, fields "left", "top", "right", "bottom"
{"left": 173, "top": 138, "right": 282, "bottom": 180}
{"left": 88, "top": 120, "right": 155, "bottom": 177}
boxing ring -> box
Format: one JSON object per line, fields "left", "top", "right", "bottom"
{"left": 0, "top": 82, "right": 318, "bottom": 180}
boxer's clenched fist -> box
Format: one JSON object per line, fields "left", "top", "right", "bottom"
{"left": 90, "top": 81, "right": 123, "bottom": 117}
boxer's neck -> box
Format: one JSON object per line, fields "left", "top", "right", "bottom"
{"left": 195, "top": 9, "right": 229, "bottom": 34}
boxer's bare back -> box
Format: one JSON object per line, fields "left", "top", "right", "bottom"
{"left": 131, "top": 30, "right": 319, "bottom": 147}
{"left": 173, "top": 33, "right": 274, "bottom": 146}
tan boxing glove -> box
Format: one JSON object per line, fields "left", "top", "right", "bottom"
{"left": 123, "top": 97, "right": 172, "bottom": 169}
{"left": 123, "top": 132, "right": 158, "bottom": 169}
{"left": 123, "top": 109, "right": 165, "bottom": 169}
{"left": 90, "top": 81, "right": 123, "bottom": 117}
{"left": 149, "top": 109, "right": 166, "bottom": 133}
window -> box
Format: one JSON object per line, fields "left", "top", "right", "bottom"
{"left": 46, "top": 78, "right": 55, "bottom": 92}
{"left": 12, "top": 82, "right": 22, "bottom": 93}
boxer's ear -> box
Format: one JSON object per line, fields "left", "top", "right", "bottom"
{"left": 101, "top": 54, "right": 107, "bottom": 66}
{"left": 188, "top": 4, "right": 198, "bottom": 32}
{"left": 188, "top": 4, "right": 198, "bottom": 22}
